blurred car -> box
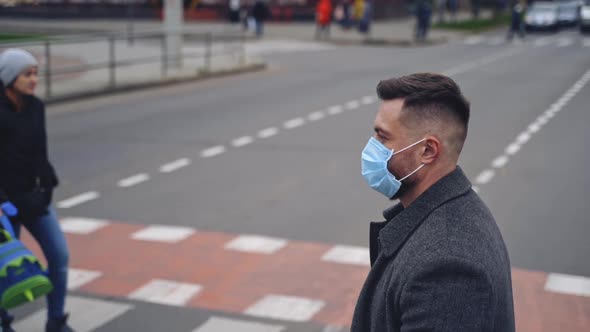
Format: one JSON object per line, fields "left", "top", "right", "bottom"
{"left": 557, "top": 1, "right": 581, "bottom": 27}
{"left": 581, "top": 0, "right": 590, "bottom": 32}
{"left": 525, "top": 2, "right": 560, "bottom": 31}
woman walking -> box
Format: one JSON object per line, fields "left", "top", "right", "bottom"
{"left": 0, "top": 48, "right": 72, "bottom": 332}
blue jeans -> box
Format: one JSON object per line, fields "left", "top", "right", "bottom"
{"left": 255, "top": 20, "right": 264, "bottom": 37}
{"left": 1, "top": 207, "right": 69, "bottom": 321}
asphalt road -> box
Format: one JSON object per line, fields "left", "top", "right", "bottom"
{"left": 10, "top": 28, "right": 590, "bottom": 331}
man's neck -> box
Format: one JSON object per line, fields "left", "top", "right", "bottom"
{"left": 399, "top": 164, "right": 457, "bottom": 208}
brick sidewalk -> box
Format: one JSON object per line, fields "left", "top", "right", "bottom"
{"left": 19, "top": 217, "right": 590, "bottom": 330}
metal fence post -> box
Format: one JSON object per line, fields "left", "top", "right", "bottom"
{"left": 240, "top": 31, "right": 246, "bottom": 66}
{"left": 109, "top": 35, "right": 116, "bottom": 89}
{"left": 205, "top": 32, "right": 212, "bottom": 72}
{"left": 44, "top": 40, "right": 52, "bottom": 100}
{"left": 161, "top": 34, "right": 168, "bottom": 78}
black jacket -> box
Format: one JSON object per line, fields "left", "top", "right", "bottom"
{"left": 0, "top": 88, "right": 58, "bottom": 202}
{"left": 351, "top": 167, "right": 515, "bottom": 332}
{"left": 252, "top": 1, "right": 269, "bottom": 21}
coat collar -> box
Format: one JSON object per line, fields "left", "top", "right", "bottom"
{"left": 370, "top": 166, "right": 472, "bottom": 262}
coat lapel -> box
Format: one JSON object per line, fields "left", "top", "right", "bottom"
{"left": 375, "top": 166, "right": 473, "bottom": 259}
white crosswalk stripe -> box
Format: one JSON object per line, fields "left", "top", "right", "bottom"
{"left": 556, "top": 38, "right": 574, "bottom": 47}
{"left": 14, "top": 296, "right": 133, "bottom": 332}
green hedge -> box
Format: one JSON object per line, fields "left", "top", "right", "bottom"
{"left": 433, "top": 14, "right": 511, "bottom": 32}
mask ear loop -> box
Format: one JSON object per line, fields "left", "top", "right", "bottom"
{"left": 399, "top": 163, "right": 425, "bottom": 181}
{"left": 395, "top": 138, "right": 427, "bottom": 181}
{"left": 393, "top": 138, "right": 427, "bottom": 156}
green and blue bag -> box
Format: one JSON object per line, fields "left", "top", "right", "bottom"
{"left": 0, "top": 213, "right": 53, "bottom": 309}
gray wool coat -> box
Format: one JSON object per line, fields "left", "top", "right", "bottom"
{"left": 351, "top": 167, "right": 515, "bottom": 332}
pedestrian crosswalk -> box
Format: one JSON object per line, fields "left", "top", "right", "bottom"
{"left": 8, "top": 216, "right": 590, "bottom": 332}
{"left": 11, "top": 295, "right": 344, "bottom": 332}
{"left": 462, "top": 35, "right": 590, "bottom": 48}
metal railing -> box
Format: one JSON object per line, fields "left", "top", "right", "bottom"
{"left": 1, "top": 30, "right": 249, "bottom": 101}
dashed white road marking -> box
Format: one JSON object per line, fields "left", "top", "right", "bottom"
{"left": 57, "top": 191, "right": 100, "bottom": 209}
{"left": 232, "top": 136, "right": 254, "bottom": 147}
{"left": 258, "top": 127, "right": 279, "bottom": 139}
{"left": 545, "top": 273, "right": 590, "bottom": 297}
{"left": 505, "top": 143, "right": 521, "bottom": 156}
{"left": 160, "top": 158, "right": 191, "bottom": 173}
{"left": 443, "top": 48, "right": 522, "bottom": 76}
{"left": 475, "top": 169, "right": 495, "bottom": 185}
{"left": 327, "top": 105, "right": 343, "bottom": 115}
{"left": 476, "top": 68, "right": 590, "bottom": 191}
{"left": 491, "top": 155, "right": 509, "bottom": 169}
{"left": 201, "top": 145, "right": 226, "bottom": 158}
{"left": 361, "top": 95, "right": 376, "bottom": 105}
{"left": 284, "top": 117, "right": 305, "bottom": 129}
{"left": 527, "top": 122, "right": 542, "bottom": 133}
{"left": 308, "top": 111, "right": 325, "bottom": 121}
{"left": 118, "top": 173, "right": 150, "bottom": 188}
{"left": 516, "top": 132, "right": 531, "bottom": 144}
{"left": 345, "top": 100, "right": 360, "bottom": 110}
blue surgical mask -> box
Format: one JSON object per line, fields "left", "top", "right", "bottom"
{"left": 361, "top": 137, "right": 426, "bottom": 198}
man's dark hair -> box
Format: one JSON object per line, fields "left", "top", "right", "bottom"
{"left": 376, "top": 73, "right": 470, "bottom": 154}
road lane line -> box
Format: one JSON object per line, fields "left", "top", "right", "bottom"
{"left": 475, "top": 169, "right": 495, "bottom": 185}
{"left": 258, "top": 127, "right": 279, "bottom": 139}
{"left": 345, "top": 100, "right": 360, "bottom": 110}
{"left": 57, "top": 191, "right": 100, "bottom": 209}
{"left": 327, "top": 105, "right": 343, "bottom": 115}
{"left": 308, "top": 110, "right": 325, "bottom": 121}
{"left": 160, "top": 158, "right": 191, "bottom": 173}
{"left": 201, "top": 145, "right": 226, "bottom": 158}
{"left": 491, "top": 155, "right": 509, "bottom": 169}
{"left": 284, "top": 117, "right": 305, "bottom": 129}
{"left": 118, "top": 173, "right": 150, "bottom": 188}
{"left": 232, "top": 136, "right": 254, "bottom": 147}
{"left": 476, "top": 68, "right": 590, "bottom": 190}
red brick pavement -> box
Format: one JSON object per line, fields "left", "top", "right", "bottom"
{"left": 18, "top": 219, "right": 590, "bottom": 330}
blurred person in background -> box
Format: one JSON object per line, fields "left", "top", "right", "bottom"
{"left": 507, "top": 0, "right": 526, "bottom": 41}
{"left": 415, "top": 0, "right": 433, "bottom": 42}
{"left": 252, "top": 0, "right": 270, "bottom": 38}
{"left": 0, "top": 49, "right": 73, "bottom": 332}
{"left": 316, "top": 0, "right": 333, "bottom": 39}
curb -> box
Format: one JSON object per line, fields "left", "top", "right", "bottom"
{"left": 45, "top": 62, "right": 267, "bottom": 106}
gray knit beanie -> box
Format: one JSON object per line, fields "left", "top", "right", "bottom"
{"left": 0, "top": 48, "right": 39, "bottom": 87}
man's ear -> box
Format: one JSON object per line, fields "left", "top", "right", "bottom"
{"left": 421, "top": 136, "right": 440, "bottom": 165}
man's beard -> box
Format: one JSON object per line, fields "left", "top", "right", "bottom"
{"left": 390, "top": 182, "right": 410, "bottom": 200}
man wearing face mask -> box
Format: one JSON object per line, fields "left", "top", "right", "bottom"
{"left": 353, "top": 73, "right": 515, "bottom": 331}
